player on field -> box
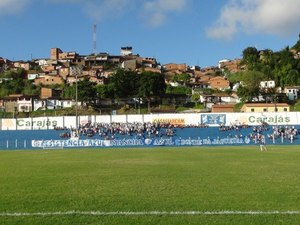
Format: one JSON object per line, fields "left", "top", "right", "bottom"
{"left": 259, "top": 134, "right": 267, "bottom": 151}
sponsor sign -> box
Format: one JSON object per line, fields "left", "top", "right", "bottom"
{"left": 17, "top": 118, "right": 58, "bottom": 130}
{"left": 152, "top": 118, "right": 185, "bottom": 126}
{"left": 247, "top": 115, "right": 291, "bottom": 124}
{"left": 201, "top": 114, "right": 226, "bottom": 126}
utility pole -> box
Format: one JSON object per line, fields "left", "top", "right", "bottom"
{"left": 74, "top": 66, "right": 82, "bottom": 130}
{"left": 75, "top": 72, "right": 78, "bottom": 129}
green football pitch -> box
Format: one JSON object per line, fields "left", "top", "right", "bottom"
{"left": 1, "top": 146, "right": 300, "bottom": 225}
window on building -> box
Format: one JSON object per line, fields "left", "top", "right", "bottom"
{"left": 275, "top": 107, "right": 278, "bottom": 112}
{"left": 251, "top": 108, "right": 254, "bottom": 112}
{"left": 263, "top": 108, "right": 267, "bottom": 112}
{"left": 284, "top": 108, "right": 287, "bottom": 112}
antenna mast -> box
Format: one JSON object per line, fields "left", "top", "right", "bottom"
{"left": 93, "top": 24, "right": 97, "bottom": 55}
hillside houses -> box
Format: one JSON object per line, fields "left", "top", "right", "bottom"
{"left": 218, "top": 59, "right": 243, "bottom": 73}
{"left": 0, "top": 44, "right": 299, "bottom": 114}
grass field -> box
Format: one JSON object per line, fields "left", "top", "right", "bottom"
{"left": 1, "top": 146, "right": 300, "bottom": 225}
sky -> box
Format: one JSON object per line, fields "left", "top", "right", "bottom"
{"left": 0, "top": 0, "right": 300, "bottom": 68}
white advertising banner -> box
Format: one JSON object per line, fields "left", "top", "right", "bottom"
{"left": 111, "top": 115, "right": 127, "bottom": 123}
{"left": 127, "top": 115, "right": 144, "bottom": 123}
{"left": 1, "top": 112, "right": 300, "bottom": 130}
{"left": 78, "top": 116, "right": 92, "bottom": 126}
{"left": 64, "top": 116, "right": 77, "bottom": 129}
{"left": 16, "top": 118, "right": 32, "bottom": 130}
{"left": 1, "top": 119, "right": 16, "bottom": 130}
{"left": 95, "top": 115, "right": 111, "bottom": 124}
{"left": 48, "top": 117, "right": 64, "bottom": 129}
{"left": 31, "top": 117, "right": 53, "bottom": 130}
{"left": 226, "top": 112, "right": 300, "bottom": 126}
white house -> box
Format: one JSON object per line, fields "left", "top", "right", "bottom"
{"left": 58, "top": 99, "right": 76, "bottom": 108}
{"left": 34, "top": 59, "right": 48, "bottom": 66}
{"left": 218, "top": 59, "right": 230, "bottom": 69}
{"left": 284, "top": 87, "right": 299, "bottom": 101}
{"left": 33, "top": 98, "right": 79, "bottom": 111}
{"left": 33, "top": 99, "right": 44, "bottom": 111}
{"left": 28, "top": 73, "right": 39, "bottom": 80}
{"left": 17, "top": 96, "right": 34, "bottom": 112}
{"left": 199, "top": 93, "right": 239, "bottom": 109}
{"left": 260, "top": 80, "right": 275, "bottom": 89}
{"left": 44, "top": 99, "right": 63, "bottom": 110}
{"left": 120, "top": 47, "right": 133, "bottom": 56}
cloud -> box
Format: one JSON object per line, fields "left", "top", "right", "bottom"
{"left": 49, "top": 0, "right": 132, "bottom": 21}
{"left": 49, "top": 0, "right": 189, "bottom": 26}
{"left": 0, "top": 0, "right": 31, "bottom": 16}
{"left": 206, "top": 0, "right": 300, "bottom": 40}
{"left": 84, "top": 0, "right": 132, "bottom": 22}
{"left": 143, "top": 0, "right": 188, "bottom": 27}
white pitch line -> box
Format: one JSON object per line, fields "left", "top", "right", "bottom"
{"left": 1, "top": 211, "right": 300, "bottom": 217}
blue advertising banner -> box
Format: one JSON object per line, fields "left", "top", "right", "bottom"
{"left": 31, "top": 136, "right": 251, "bottom": 148}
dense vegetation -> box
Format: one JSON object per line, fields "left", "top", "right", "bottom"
{"left": 227, "top": 36, "right": 300, "bottom": 102}
{"left": 0, "top": 68, "right": 40, "bottom": 97}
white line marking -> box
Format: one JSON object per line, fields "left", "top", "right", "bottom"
{"left": 1, "top": 211, "right": 300, "bottom": 217}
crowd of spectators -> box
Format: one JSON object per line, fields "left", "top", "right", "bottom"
{"left": 248, "top": 124, "right": 298, "bottom": 144}
{"left": 215, "top": 122, "right": 298, "bottom": 144}
{"left": 58, "top": 122, "right": 182, "bottom": 140}
{"left": 268, "top": 126, "right": 298, "bottom": 143}
{"left": 56, "top": 121, "right": 298, "bottom": 144}
{"left": 219, "top": 123, "right": 249, "bottom": 132}
{"left": 57, "top": 122, "right": 211, "bottom": 139}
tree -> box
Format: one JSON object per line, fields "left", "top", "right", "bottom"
{"left": 241, "top": 47, "right": 259, "bottom": 70}
{"left": 77, "top": 77, "right": 97, "bottom": 107}
{"left": 272, "top": 47, "right": 300, "bottom": 87}
{"left": 62, "top": 84, "right": 75, "bottom": 99}
{"left": 236, "top": 70, "right": 267, "bottom": 102}
{"left": 109, "top": 69, "right": 139, "bottom": 99}
{"left": 0, "top": 68, "right": 30, "bottom": 97}
{"left": 291, "top": 34, "right": 300, "bottom": 52}
{"left": 138, "top": 71, "right": 166, "bottom": 112}
{"left": 171, "top": 73, "right": 190, "bottom": 85}
{"left": 191, "top": 93, "right": 200, "bottom": 106}
{"left": 96, "top": 83, "right": 114, "bottom": 99}
{"left": 23, "top": 80, "right": 40, "bottom": 96}
{"left": 166, "top": 85, "right": 192, "bottom": 95}
{"left": 63, "top": 77, "right": 97, "bottom": 107}
{"left": 259, "top": 49, "right": 275, "bottom": 79}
